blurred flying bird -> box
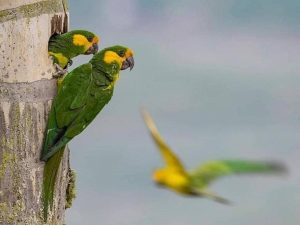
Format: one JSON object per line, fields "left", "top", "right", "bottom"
{"left": 142, "top": 110, "right": 286, "bottom": 204}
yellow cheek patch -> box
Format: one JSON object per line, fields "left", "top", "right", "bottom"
{"left": 73, "top": 34, "right": 89, "bottom": 46}
{"left": 103, "top": 51, "right": 122, "bottom": 66}
{"left": 49, "top": 52, "right": 69, "bottom": 68}
{"left": 152, "top": 171, "right": 164, "bottom": 183}
{"left": 73, "top": 34, "right": 92, "bottom": 51}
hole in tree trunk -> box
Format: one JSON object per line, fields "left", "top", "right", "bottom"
{"left": 51, "top": 14, "right": 68, "bottom": 36}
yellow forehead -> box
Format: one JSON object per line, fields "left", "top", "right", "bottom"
{"left": 93, "top": 35, "right": 100, "bottom": 44}
{"left": 125, "top": 48, "right": 134, "bottom": 58}
{"left": 103, "top": 48, "right": 133, "bottom": 66}
{"left": 152, "top": 170, "right": 165, "bottom": 182}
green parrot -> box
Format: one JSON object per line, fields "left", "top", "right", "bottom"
{"left": 48, "top": 30, "right": 99, "bottom": 77}
{"left": 41, "top": 45, "right": 134, "bottom": 221}
{"left": 142, "top": 110, "right": 286, "bottom": 204}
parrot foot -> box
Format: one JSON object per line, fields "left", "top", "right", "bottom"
{"left": 196, "top": 189, "right": 232, "bottom": 205}
{"left": 53, "top": 63, "right": 68, "bottom": 78}
{"left": 67, "top": 60, "right": 73, "bottom": 67}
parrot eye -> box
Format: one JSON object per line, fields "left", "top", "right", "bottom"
{"left": 118, "top": 50, "right": 125, "bottom": 57}
{"left": 87, "top": 37, "right": 93, "bottom": 42}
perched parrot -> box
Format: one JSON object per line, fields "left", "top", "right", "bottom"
{"left": 142, "top": 110, "right": 286, "bottom": 204}
{"left": 41, "top": 45, "right": 134, "bottom": 221}
{"left": 48, "top": 30, "right": 99, "bottom": 78}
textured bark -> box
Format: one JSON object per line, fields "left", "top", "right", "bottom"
{"left": 0, "top": 0, "right": 70, "bottom": 224}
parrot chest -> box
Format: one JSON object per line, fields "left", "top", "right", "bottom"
{"left": 49, "top": 52, "right": 69, "bottom": 68}
{"left": 164, "top": 172, "right": 190, "bottom": 194}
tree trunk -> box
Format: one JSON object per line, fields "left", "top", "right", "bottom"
{"left": 0, "top": 0, "right": 70, "bottom": 224}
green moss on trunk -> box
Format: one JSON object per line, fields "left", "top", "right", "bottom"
{"left": 0, "top": 0, "right": 64, "bottom": 23}
{"left": 65, "top": 169, "right": 76, "bottom": 209}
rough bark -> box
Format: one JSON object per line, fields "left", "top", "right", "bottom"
{"left": 0, "top": 0, "right": 70, "bottom": 224}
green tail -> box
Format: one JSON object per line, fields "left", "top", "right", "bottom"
{"left": 190, "top": 159, "right": 286, "bottom": 188}
{"left": 42, "top": 147, "right": 65, "bottom": 222}
{"left": 220, "top": 160, "right": 287, "bottom": 174}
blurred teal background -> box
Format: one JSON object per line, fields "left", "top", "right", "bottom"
{"left": 67, "top": 1, "right": 300, "bottom": 224}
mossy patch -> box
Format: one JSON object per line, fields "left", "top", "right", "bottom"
{"left": 0, "top": 151, "right": 25, "bottom": 224}
{"left": 65, "top": 169, "right": 76, "bottom": 209}
{"left": 0, "top": 151, "right": 15, "bottom": 179}
{"left": 0, "top": 0, "right": 64, "bottom": 23}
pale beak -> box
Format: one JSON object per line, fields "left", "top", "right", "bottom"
{"left": 85, "top": 43, "right": 99, "bottom": 55}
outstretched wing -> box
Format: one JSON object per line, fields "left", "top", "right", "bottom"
{"left": 141, "top": 109, "right": 185, "bottom": 171}
{"left": 190, "top": 160, "right": 286, "bottom": 188}
{"left": 41, "top": 63, "right": 92, "bottom": 161}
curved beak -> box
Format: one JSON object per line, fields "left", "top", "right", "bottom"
{"left": 85, "top": 43, "right": 99, "bottom": 55}
{"left": 121, "top": 56, "right": 135, "bottom": 71}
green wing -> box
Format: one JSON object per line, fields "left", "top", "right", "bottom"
{"left": 41, "top": 63, "right": 92, "bottom": 161}
{"left": 54, "top": 63, "right": 92, "bottom": 127}
{"left": 189, "top": 160, "right": 286, "bottom": 188}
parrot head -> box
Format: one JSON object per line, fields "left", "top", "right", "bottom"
{"left": 71, "top": 30, "right": 100, "bottom": 55}
{"left": 101, "top": 45, "right": 135, "bottom": 71}
{"left": 152, "top": 168, "right": 190, "bottom": 191}
{"left": 90, "top": 45, "right": 134, "bottom": 86}
{"left": 152, "top": 169, "right": 167, "bottom": 187}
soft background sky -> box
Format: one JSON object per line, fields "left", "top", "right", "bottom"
{"left": 67, "top": 1, "right": 300, "bottom": 224}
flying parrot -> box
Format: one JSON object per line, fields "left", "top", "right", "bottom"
{"left": 41, "top": 45, "right": 134, "bottom": 221}
{"left": 142, "top": 110, "right": 286, "bottom": 204}
{"left": 48, "top": 30, "right": 99, "bottom": 81}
